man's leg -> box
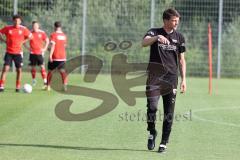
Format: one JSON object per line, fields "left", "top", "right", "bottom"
{"left": 59, "top": 68, "right": 68, "bottom": 91}
{"left": 16, "top": 67, "right": 22, "bottom": 92}
{"left": 31, "top": 66, "right": 37, "bottom": 86}
{"left": 0, "top": 53, "right": 13, "bottom": 92}
{"left": 14, "top": 54, "right": 23, "bottom": 92}
{"left": 147, "top": 95, "right": 160, "bottom": 133}
{"left": 57, "top": 61, "right": 68, "bottom": 91}
{"left": 158, "top": 89, "right": 177, "bottom": 152}
{"left": 29, "top": 54, "right": 37, "bottom": 86}
{"left": 0, "top": 65, "right": 10, "bottom": 92}
{"left": 40, "top": 65, "right": 47, "bottom": 86}
{"left": 38, "top": 55, "right": 47, "bottom": 86}
{"left": 46, "top": 61, "right": 55, "bottom": 91}
{"left": 146, "top": 84, "right": 160, "bottom": 150}
{"left": 46, "top": 69, "right": 53, "bottom": 91}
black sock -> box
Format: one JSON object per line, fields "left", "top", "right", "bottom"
{"left": 160, "top": 140, "right": 167, "bottom": 145}
{"left": 150, "top": 129, "right": 156, "bottom": 135}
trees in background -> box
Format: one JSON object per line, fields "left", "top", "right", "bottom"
{"left": 0, "top": 0, "right": 240, "bottom": 77}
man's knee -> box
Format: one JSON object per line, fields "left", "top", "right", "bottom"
{"left": 40, "top": 65, "right": 45, "bottom": 69}
{"left": 16, "top": 68, "right": 22, "bottom": 73}
{"left": 3, "top": 65, "right": 10, "bottom": 72}
{"left": 59, "top": 69, "right": 66, "bottom": 73}
{"left": 147, "top": 96, "right": 159, "bottom": 112}
{"left": 164, "top": 112, "right": 174, "bottom": 123}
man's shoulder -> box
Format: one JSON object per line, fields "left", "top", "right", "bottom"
{"left": 2, "top": 25, "right": 13, "bottom": 30}
{"left": 148, "top": 27, "right": 163, "bottom": 32}
{"left": 50, "top": 32, "right": 57, "bottom": 37}
{"left": 37, "top": 29, "right": 46, "bottom": 34}
{"left": 145, "top": 27, "right": 163, "bottom": 37}
{"left": 60, "top": 32, "right": 67, "bottom": 39}
{"left": 19, "top": 25, "right": 29, "bottom": 30}
{"left": 173, "top": 30, "right": 185, "bottom": 39}
{"left": 51, "top": 31, "right": 66, "bottom": 36}
{"left": 31, "top": 30, "right": 47, "bottom": 38}
{"left": 51, "top": 32, "right": 66, "bottom": 41}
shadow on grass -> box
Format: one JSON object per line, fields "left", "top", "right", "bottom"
{"left": 0, "top": 143, "right": 150, "bottom": 152}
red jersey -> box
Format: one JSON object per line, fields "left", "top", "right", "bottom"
{"left": 30, "top": 29, "right": 48, "bottom": 55}
{"left": 50, "top": 31, "right": 67, "bottom": 61}
{"left": 0, "top": 25, "right": 31, "bottom": 54}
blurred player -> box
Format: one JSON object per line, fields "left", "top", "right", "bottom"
{"left": 46, "top": 21, "right": 67, "bottom": 91}
{"left": 142, "top": 8, "right": 186, "bottom": 153}
{"left": 24, "top": 21, "right": 49, "bottom": 87}
{"left": 0, "top": 15, "right": 32, "bottom": 92}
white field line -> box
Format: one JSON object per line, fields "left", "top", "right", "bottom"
{"left": 185, "top": 106, "right": 240, "bottom": 128}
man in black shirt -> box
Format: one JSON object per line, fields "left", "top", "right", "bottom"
{"left": 142, "top": 8, "right": 186, "bottom": 153}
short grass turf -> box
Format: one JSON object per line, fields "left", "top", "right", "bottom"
{"left": 0, "top": 72, "right": 240, "bottom": 160}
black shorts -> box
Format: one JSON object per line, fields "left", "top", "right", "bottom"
{"left": 29, "top": 54, "right": 44, "bottom": 66}
{"left": 146, "top": 71, "right": 178, "bottom": 89}
{"left": 48, "top": 61, "right": 65, "bottom": 70}
{"left": 4, "top": 52, "right": 23, "bottom": 68}
{"left": 146, "top": 72, "right": 178, "bottom": 97}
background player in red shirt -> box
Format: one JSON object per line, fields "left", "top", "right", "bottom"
{"left": 46, "top": 21, "right": 67, "bottom": 91}
{"left": 24, "top": 21, "right": 49, "bottom": 87}
{"left": 0, "top": 15, "right": 32, "bottom": 92}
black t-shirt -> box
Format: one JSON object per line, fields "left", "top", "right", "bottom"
{"left": 144, "top": 28, "right": 186, "bottom": 75}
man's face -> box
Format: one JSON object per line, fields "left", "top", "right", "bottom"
{"left": 33, "top": 23, "right": 39, "bottom": 31}
{"left": 164, "top": 16, "right": 179, "bottom": 30}
{"left": 13, "top": 18, "right": 21, "bottom": 27}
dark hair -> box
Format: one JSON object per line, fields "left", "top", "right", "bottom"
{"left": 12, "top": 14, "right": 22, "bottom": 20}
{"left": 54, "top": 21, "right": 62, "bottom": 28}
{"left": 163, "top": 8, "right": 180, "bottom": 20}
{"left": 32, "top": 21, "right": 38, "bottom": 25}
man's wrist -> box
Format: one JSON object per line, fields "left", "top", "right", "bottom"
{"left": 181, "top": 78, "right": 186, "bottom": 82}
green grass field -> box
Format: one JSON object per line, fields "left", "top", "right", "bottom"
{"left": 0, "top": 72, "right": 240, "bottom": 160}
